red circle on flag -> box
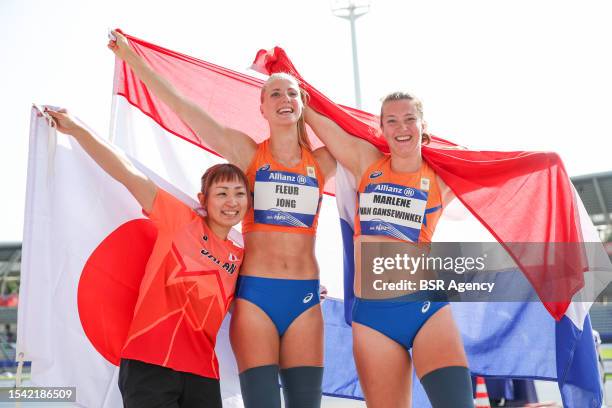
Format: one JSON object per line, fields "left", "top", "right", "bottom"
{"left": 77, "top": 219, "right": 157, "bottom": 365}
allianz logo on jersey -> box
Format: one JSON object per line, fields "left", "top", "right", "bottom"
{"left": 297, "top": 175, "right": 307, "bottom": 184}
{"left": 373, "top": 184, "right": 414, "bottom": 197}
{"left": 258, "top": 164, "right": 271, "bottom": 171}
{"left": 369, "top": 171, "right": 383, "bottom": 179}
{"left": 403, "top": 188, "right": 415, "bottom": 197}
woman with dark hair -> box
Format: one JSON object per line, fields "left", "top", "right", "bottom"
{"left": 45, "top": 107, "right": 250, "bottom": 408}
{"left": 108, "top": 31, "right": 335, "bottom": 408}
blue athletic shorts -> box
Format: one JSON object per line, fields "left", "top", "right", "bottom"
{"left": 352, "top": 291, "right": 448, "bottom": 350}
{"left": 236, "top": 275, "right": 320, "bottom": 336}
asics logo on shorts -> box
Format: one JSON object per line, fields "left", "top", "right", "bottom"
{"left": 303, "top": 293, "right": 314, "bottom": 303}
{"left": 421, "top": 301, "right": 431, "bottom": 313}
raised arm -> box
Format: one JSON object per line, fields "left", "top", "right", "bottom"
{"left": 312, "top": 147, "right": 337, "bottom": 183}
{"left": 108, "top": 30, "right": 256, "bottom": 170}
{"left": 305, "top": 106, "right": 381, "bottom": 182}
{"left": 46, "top": 109, "right": 157, "bottom": 212}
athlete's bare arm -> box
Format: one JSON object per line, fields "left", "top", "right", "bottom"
{"left": 312, "top": 147, "right": 336, "bottom": 183}
{"left": 108, "top": 30, "right": 256, "bottom": 171}
{"left": 305, "top": 107, "right": 381, "bottom": 182}
{"left": 46, "top": 109, "right": 157, "bottom": 212}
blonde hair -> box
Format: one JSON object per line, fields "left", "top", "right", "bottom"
{"left": 260, "top": 73, "right": 312, "bottom": 151}
{"left": 380, "top": 91, "right": 430, "bottom": 145}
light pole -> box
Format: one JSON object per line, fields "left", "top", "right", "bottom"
{"left": 331, "top": 0, "right": 370, "bottom": 109}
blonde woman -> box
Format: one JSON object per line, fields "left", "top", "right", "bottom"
{"left": 109, "top": 31, "right": 335, "bottom": 408}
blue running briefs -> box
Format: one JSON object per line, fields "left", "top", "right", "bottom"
{"left": 352, "top": 291, "right": 449, "bottom": 349}
{"left": 236, "top": 276, "right": 320, "bottom": 336}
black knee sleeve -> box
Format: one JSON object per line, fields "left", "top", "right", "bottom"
{"left": 239, "top": 365, "right": 281, "bottom": 408}
{"left": 280, "top": 366, "right": 323, "bottom": 408}
{"left": 420, "top": 366, "right": 474, "bottom": 408}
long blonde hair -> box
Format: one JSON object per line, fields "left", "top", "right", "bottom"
{"left": 260, "top": 73, "right": 312, "bottom": 151}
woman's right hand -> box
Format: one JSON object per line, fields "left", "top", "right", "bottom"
{"left": 107, "top": 29, "right": 133, "bottom": 61}
{"left": 44, "top": 106, "right": 157, "bottom": 213}
{"left": 45, "top": 108, "right": 86, "bottom": 137}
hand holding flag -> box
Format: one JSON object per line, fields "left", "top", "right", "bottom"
{"left": 107, "top": 29, "right": 132, "bottom": 61}
{"left": 44, "top": 108, "right": 83, "bottom": 136}
{"left": 44, "top": 106, "right": 157, "bottom": 212}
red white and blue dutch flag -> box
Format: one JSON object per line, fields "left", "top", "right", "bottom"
{"left": 19, "top": 31, "right": 610, "bottom": 407}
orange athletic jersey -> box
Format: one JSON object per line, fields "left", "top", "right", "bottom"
{"left": 242, "top": 139, "right": 324, "bottom": 235}
{"left": 121, "top": 189, "right": 243, "bottom": 379}
{"left": 355, "top": 156, "right": 443, "bottom": 243}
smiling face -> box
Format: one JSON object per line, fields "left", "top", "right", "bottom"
{"left": 260, "top": 75, "right": 304, "bottom": 126}
{"left": 380, "top": 98, "right": 425, "bottom": 158}
{"left": 199, "top": 178, "right": 248, "bottom": 230}
{"left": 198, "top": 179, "right": 249, "bottom": 235}
{"left": 197, "top": 164, "right": 250, "bottom": 238}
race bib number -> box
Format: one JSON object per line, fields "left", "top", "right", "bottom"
{"left": 359, "top": 182, "right": 428, "bottom": 242}
{"left": 254, "top": 169, "right": 320, "bottom": 228}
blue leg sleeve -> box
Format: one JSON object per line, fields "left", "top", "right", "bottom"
{"left": 239, "top": 365, "right": 281, "bottom": 408}
{"left": 280, "top": 366, "right": 323, "bottom": 408}
{"left": 420, "top": 366, "right": 474, "bottom": 408}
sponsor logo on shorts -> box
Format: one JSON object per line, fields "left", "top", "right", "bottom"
{"left": 369, "top": 171, "right": 383, "bottom": 179}
{"left": 303, "top": 293, "right": 314, "bottom": 303}
{"left": 421, "top": 301, "right": 431, "bottom": 313}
